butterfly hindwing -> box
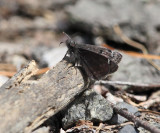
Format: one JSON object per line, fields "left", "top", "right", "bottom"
{"left": 78, "top": 48, "right": 112, "bottom": 79}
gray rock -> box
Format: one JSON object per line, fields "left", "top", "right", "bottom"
{"left": 42, "top": 46, "right": 67, "bottom": 67}
{"left": 66, "top": 0, "right": 146, "bottom": 40}
{"left": 111, "top": 53, "right": 160, "bottom": 84}
{"left": 110, "top": 102, "right": 138, "bottom": 124}
{"left": 119, "top": 125, "right": 138, "bottom": 133}
{"left": 62, "top": 90, "right": 113, "bottom": 129}
{"left": 65, "top": 0, "right": 160, "bottom": 54}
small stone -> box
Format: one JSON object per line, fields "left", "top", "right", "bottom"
{"left": 110, "top": 102, "right": 139, "bottom": 124}
{"left": 119, "top": 125, "right": 138, "bottom": 133}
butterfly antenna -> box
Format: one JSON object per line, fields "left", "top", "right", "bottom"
{"left": 59, "top": 32, "right": 71, "bottom": 46}
{"left": 63, "top": 32, "right": 72, "bottom": 40}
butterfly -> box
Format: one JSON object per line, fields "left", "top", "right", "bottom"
{"left": 64, "top": 33, "right": 122, "bottom": 80}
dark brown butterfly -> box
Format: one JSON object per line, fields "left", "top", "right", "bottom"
{"left": 64, "top": 33, "right": 122, "bottom": 80}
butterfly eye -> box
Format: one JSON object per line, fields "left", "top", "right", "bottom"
{"left": 69, "top": 40, "right": 76, "bottom": 47}
{"left": 70, "top": 40, "right": 75, "bottom": 44}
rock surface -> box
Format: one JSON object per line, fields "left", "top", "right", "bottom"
{"left": 62, "top": 90, "right": 113, "bottom": 129}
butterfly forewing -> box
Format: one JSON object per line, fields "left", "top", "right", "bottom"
{"left": 73, "top": 43, "right": 122, "bottom": 65}
{"left": 78, "top": 48, "right": 115, "bottom": 79}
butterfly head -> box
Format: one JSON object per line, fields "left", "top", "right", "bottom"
{"left": 63, "top": 32, "right": 76, "bottom": 49}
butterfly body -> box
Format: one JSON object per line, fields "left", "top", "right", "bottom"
{"left": 65, "top": 37, "right": 122, "bottom": 80}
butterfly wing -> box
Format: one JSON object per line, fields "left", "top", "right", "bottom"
{"left": 102, "top": 50, "right": 122, "bottom": 73}
{"left": 78, "top": 48, "right": 118, "bottom": 80}
{"left": 74, "top": 43, "right": 122, "bottom": 64}
{"left": 68, "top": 40, "right": 121, "bottom": 79}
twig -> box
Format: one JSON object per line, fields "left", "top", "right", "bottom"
{"left": 138, "top": 90, "right": 160, "bottom": 108}
{"left": 139, "top": 109, "right": 160, "bottom": 116}
{"left": 126, "top": 93, "right": 147, "bottom": 102}
{"left": 96, "top": 80, "right": 160, "bottom": 87}
{"left": 109, "top": 102, "right": 160, "bottom": 133}
{"left": 95, "top": 123, "right": 105, "bottom": 133}
{"left": 0, "top": 71, "right": 16, "bottom": 77}
{"left": 0, "top": 63, "right": 16, "bottom": 71}
{"left": 0, "top": 59, "right": 89, "bottom": 133}
{"left": 103, "top": 122, "right": 133, "bottom": 130}
{"left": 102, "top": 43, "right": 160, "bottom": 60}
{"left": 124, "top": 51, "right": 160, "bottom": 60}
{"left": 36, "top": 67, "right": 50, "bottom": 75}
{"left": 0, "top": 60, "right": 38, "bottom": 90}
{"left": 0, "top": 67, "right": 50, "bottom": 77}
{"left": 93, "top": 122, "right": 134, "bottom": 129}
{"left": 113, "top": 24, "right": 160, "bottom": 71}
{"left": 120, "top": 95, "right": 139, "bottom": 107}
{"left": 96, "top": 80, "right": 160, "bottom": 92}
